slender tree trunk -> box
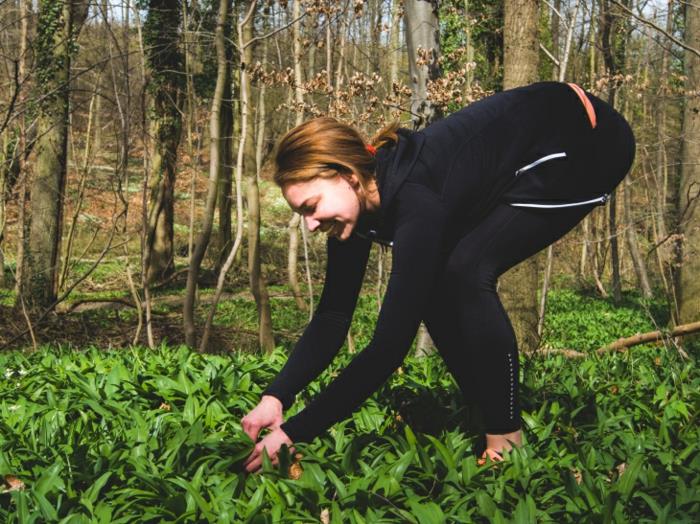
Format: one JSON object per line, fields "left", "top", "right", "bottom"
{"left": 14, "top": 0, "right": 30, "bottom": 294}
{"left": 389, "top": 0, "right": 402, "bottom": 88}
{"left": 325, "top": 5, "right": 333, "bottom": 89}
{"left": 0, "top": 132, "right": 21, "bottom": 288}
{"left": 59, "top": 88, "right": 98, "bottom": 291}
{"left": 215, "top": 40, "right": 234, "bottom": 272}
{"left": 464, "top": 0, "right": 474, "bottom": 91}
{"left": 242, "top": 4, "right": 275, "bottom": 353}
{"left": 144, "top": 0, "right": 184, "bottom": 284}
{"left": 182, "top": 0, "right": 201, "bottom": 264}
{"left": 600, "top": 0, "right": 627, "bottom": 302}
{"left": 623, "top": 175, "right": 653, "bottom": 297}
{"left": 655, "top": 1, "right": 674, "bottom": 249}
{"left": 333, "top": 8, "right": 349, "bottom": 111}
{"left": 215, "top": 1, "right": 234, "bottom": 269}
{"left": 404, "top": 0, "right": 442, "bottom": 128}
{"left": 500, "top": 0, "right": 541, "bottom": 353}
{"left": 288, "top": 213, "right": 306, "bottom": 310}
{"left": 198, "top": 0, "right": 253, "bottom": 352}
{"left": 183, "top": 0, "right": 231, "bottom": 348}
{"left": 288, "top": 0, "right": 307, "bottom": 311}
{"left": 0, "top": 136, "right": 10, "bottom": 288}
{"left": 539, "top": 0, "right": 581, "bottom": 334}
{"left": 677, "top": 0, "right": 700, "bottom": 328}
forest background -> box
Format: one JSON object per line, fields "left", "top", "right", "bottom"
{"left": 0, "top": 0, "right": 698, "bottom": 356}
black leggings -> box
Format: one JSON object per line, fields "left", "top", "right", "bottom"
{"left": 423, "top": 99, "right": 635, "bottom": 434}
{"left": 423, "top": 203, "right": 593, "bottom": 433}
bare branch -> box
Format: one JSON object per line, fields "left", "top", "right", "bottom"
{"left": 610, "top": 0, "right": 700, "bottom": 58}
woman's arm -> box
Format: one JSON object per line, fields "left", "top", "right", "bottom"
{"left": 280, "top": 183, "right": 448, "bottom": 442}
{"left": 261, "top": 233, "right": 372, "bottom": 410}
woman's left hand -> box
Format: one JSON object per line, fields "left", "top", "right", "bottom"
{"left": 243, "top": 427, "right": 295, "bottom": 474}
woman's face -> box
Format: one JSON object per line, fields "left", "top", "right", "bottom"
{"left": 282, "top": 174, "right": 361, "bottom": 241}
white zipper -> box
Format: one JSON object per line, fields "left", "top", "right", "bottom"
{"left": 509, "top": 194, "right": 609, "bottom": 209}
{"left": 515, "top": 152, "right": 567, "bottom": 176}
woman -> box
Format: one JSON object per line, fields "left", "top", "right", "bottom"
{"left": 241, "top": 81, "right": 635, "bottom": 473}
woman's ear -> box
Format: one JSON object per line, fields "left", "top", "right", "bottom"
{"left": 340, "top": 172, "right": 361, "bottom": 189}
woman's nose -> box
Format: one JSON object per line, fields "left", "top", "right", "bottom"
{"left": 304, "top": 215, "right": 320, "bottom": 232}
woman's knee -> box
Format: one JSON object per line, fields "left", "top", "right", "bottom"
{"left": 445, "top": 256, "right": 496, "bottom": 297}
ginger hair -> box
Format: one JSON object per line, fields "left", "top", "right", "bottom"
{"left": 271, "top": 117, "right": 399, "bottom": 210}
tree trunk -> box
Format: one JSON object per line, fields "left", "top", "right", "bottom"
{"left": 500, "top": 0, "right": 541, "bottom": 353}
{"left": 288, "top": 0, "right": 307, "bottom": 311}
{"left": 655, "top": 1, "right": 674, "bottom": 252}
{"left": 19, "top": 0, "right": 87, "bottom": 311}
{"left": 389, "top": 0, "right": 402, "bottom": 88}
{"left": 404, "top": 0, "right": 442, "bottom": 355}
{"left": 600, "top": 0, "right": 628, "bottom": 302}
{"left": 677, "top": 0, "right": 700, "bottom": 327}
{"left": 216, "top": 63, "right": 234, "bottom": 269}
{"left": 0, "top": 133, "right": 19, "bottom": 288}
{"left": 242, "top": 3, "right": 275, "bottom": 353}
{"left": 14, "top": 0, "right": 30, "bottom": 294}
{"left": 183, "top": 0, "right": 231, "bottom": 348}
{"left": 144, "top": 0, "right": 184, "bottom": 284}
{"left": 0, "top": 135, "right": 9, "bottom": 288}
{"left": 197, "top": 0, "right": 252, "bottom": 352}
{"left": 404, "top": 0, "right": 442, "bottom": 128}
{"left": 539, "top": 0, "right": 581, "bottom": 334}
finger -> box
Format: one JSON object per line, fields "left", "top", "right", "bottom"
{"left": 243, "top": 423, "right": 260, "bottom": 441}
{"left": 245, "top": 456, "right": 262, "bottom": 473}
{"left": 243, "top": 447, "right": 259, "bottom": 468}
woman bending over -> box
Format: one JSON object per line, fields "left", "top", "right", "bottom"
{"left": 241, "top": 81, "right": 635, "bottom": 473}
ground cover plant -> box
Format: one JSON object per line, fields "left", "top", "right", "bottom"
{"left": 1, "top": 290, "right": 699, "bottom": 522}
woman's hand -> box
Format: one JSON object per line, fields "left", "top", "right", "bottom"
{"left": 241, "top": 395, "right": 284, "bottom": 441}
{"left": 243, "top": 427, "right": 295, "bottom": 473}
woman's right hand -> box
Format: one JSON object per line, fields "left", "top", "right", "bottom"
{"left": 241, "top": 395, "right": 284, "bottom": 441}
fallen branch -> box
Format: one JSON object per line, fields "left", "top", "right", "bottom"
{"left": 595, "top": 320, "right": 700, "bottom": 354}
{"left": 530, "top": 320, "right": 700, "bottom": 359}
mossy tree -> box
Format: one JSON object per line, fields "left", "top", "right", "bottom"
{"left": 18, "top": 0, "right": 89, "bottom": 311}
{"left": 144, "top": 0, "right": 184, "bottom": 284}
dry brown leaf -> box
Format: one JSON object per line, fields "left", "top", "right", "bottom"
{"left": 289, "top": 462, "right": 303, "bottom": 480}
{"left": 3, "top": 475, "right": 25, "bottom": 492}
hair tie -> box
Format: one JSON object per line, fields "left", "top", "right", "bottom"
{"left": 365, "top": 144, "right": 377, "bottom": 156}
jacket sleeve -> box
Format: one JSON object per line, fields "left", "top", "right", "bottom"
{"left": 261, "top": 233, "right": 372, "bottom": 410}
{"left": 281, "top": 183, "right": 448, "bottom": 442}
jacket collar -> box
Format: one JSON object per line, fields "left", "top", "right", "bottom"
{"left": 377, "top": 128, "right": 425, "bottom": 212}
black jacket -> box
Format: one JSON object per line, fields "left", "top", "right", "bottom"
{"left": 263, "top": 81, "right": 634, "bottom": 442}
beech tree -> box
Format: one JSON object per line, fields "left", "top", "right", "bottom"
{"left": 678, "top": 0, "right": 700, "bottom": 328}
{"left": 499, "top": 0, "right": 540, "bottom": 353}
{"left": 405, "top": 0, "right": 442, "bottom": 127}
